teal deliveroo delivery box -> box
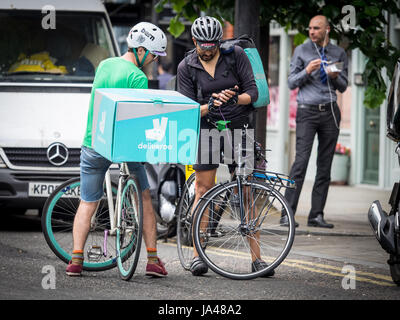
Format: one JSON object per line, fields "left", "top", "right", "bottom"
{"left": 91, "top": 88, "right": 200, "bottom": 164}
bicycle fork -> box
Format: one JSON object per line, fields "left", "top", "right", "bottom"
{"left": 235, "top": 143, "right": 252, "bottom": 236}
{"left": 87, "top": 166, "right": 130, "bottom": 261}
{"left": 236, "top": 176, "right": 249, "bottom": 235}
{"left": 86, "top": 170, "right": 117, "bottom": 261}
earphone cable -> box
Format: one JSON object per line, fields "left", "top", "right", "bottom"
{"left": 312, "top": 31, "right": 341, "bottom": 130}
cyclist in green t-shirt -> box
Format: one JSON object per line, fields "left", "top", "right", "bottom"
{"left": 66, "top": 22, "right": 169, "bottom": 278}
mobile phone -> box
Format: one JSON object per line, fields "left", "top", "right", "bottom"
{"left": 325, "top": 62, "right": 343, "bottom": 73}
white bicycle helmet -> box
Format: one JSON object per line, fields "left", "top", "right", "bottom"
{"left": 191, "top": 16, "right": 223, "bottom": 42}
{"left": 126, "top": 22, "right": 167, "bottom": 56}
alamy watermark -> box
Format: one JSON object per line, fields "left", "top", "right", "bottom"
{"left": 341, "top": 265, "right": 356, "bottom": 290}
{"left": 41, "top": 265, "right": 56, "bottom": 290}
{"left": 41, "top": 5, "right": 56, "bottom": 30}
{"left": 143, "top": 124, "right": 256, "bottom": 167}
{"left": 341, "top": 5, "right": 356, "bottom": 32}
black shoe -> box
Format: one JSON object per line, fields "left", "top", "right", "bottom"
{"left": 251, "top": 259, "right": 275, "bottom": 277}
{"left": 190, "top": 257, "right": 208, "bottom": 276}
{"left": 307, "top": 214, "right": 334, "bottom": 228}
{"left": 280, "top": 215, "right": 299, "bottom": 228}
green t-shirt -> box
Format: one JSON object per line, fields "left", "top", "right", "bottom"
{"left": 82, "top": 57, "right": 148, "bottom": 148}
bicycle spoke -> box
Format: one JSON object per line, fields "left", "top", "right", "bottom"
{"left": 193, "top": 180, "right": 295, "bottom": 280}
{"left": 42, "top": 178, "right": 119, "bottom": 271}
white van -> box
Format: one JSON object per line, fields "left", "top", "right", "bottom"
{"left": 0, "top": 0, "right": 119, "bottom": 212}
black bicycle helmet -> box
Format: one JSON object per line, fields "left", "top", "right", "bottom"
{"left": 191, "top": 16, "right": 223, "bottom": 42}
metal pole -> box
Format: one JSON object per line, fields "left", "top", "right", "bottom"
{"left": 276, "top": 29, "right": 290, "bottom": 173}
{"left": 234, "top": 0, "right": 267, "bottom": 148}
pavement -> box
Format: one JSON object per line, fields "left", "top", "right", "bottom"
{"left": 276, "top": 181, "right": 394, "bottom": 270}
{"left": 291, "top": 181, "right": 392, "bottom": 237}
{"left": 216, "top": 164, "right": 392, "bottom": 237}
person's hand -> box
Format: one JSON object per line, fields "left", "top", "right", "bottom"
{"left": 218, "top": 85, "right": 239, "bottom": 103}
{"left": 208, "top": 93, "right": 222, "bottom": 112}
{"left": 217, "top": 85, "right": 239, "bottom": 106}
{"left": 327, "top": 71, "right": 339, "bottom": 79}
{"left": 208, "top": 85, "right": 240, "bottom": 112}
{"left": 306, "top": 59, "right": 322, "bottom": 74}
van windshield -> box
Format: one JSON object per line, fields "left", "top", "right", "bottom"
{"left": 0, "top": 10, "right": 117, "bottom": 83}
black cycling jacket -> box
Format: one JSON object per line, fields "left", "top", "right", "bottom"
{"left": 177, "top": 45, "right": 258, "bottom": 122}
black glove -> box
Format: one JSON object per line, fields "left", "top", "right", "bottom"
{"left": 220, "top": 87, "right": 239, "bottom": 107}
{"left": 225, "top": 91, "right": 238, "bottom": 106}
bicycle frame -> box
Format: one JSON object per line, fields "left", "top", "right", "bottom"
{"left": 190, "top": 129, "right": 296, "bottom": 233}
{"left": 89, "top": 163, "right": 131, "bottom": 236}
{"left": 235, "top": 144, "right": 247, "bottom": 230}
{"left": 105, "top": 169, "right": 116, "bottom": 231}
{"left": 234, "top": 143, "right": 274, "bottom": 235}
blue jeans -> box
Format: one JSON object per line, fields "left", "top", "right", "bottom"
{"left": 80, "top": 146, "right": 149, "bottom": 202}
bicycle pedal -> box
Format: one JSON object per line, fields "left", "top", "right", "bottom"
{"left": 209, "top": 229, "right": 226, "bottom": 237}
{"left": 87, "top": 245, "right": 103, "bottom": 262}
{"left": 124, "top": 228, "right": 134, "bottom": 238}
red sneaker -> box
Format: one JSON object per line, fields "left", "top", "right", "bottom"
{"left": 146, "top": 258, "right": 168, "bottom": 277}
{"left": 66, "top": 261, "right": 83, "bottom": 276}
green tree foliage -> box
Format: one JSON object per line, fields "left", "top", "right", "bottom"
{"left": 156, "top": 0, "right": 400, "bottom": 109}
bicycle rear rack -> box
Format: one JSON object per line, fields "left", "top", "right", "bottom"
{"left": 251, "top": 170, "right": 296, "bottom": 189}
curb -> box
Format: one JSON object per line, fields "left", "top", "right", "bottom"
{"left": 293, "top": 228, "right": 374, "bottom": 237}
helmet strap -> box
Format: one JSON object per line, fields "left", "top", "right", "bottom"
{"left": 133, "top": 48, "right": 149, "bottom": 69}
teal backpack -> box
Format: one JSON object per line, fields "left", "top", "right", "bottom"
{"left": 220, "top": 35, "right": 270, "bottom": 108}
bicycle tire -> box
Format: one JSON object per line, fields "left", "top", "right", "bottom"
{"left": 193, "top": 179, "right": 295, "bottom": 280}
{"left": 42, "top": 177, "right": 119, "bottom": 271}
{"left": 116, "top": 176, "right": 143, "bottom": 281}
{"left": 176, "top": 172, "right": 196, "bottom": 270}
{"left": 176, "top": 174, "right": 225, "bottom": 270}
{"left": 156, "top": 166, "right": 185, "bottom": 240}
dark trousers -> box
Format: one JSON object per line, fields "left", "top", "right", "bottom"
{"left": 284, "top": 103, "right": 341, "bottom": 220}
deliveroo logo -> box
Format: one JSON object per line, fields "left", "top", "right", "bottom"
{"left": 139, "top": 117, "right": 172, "bottom": 152}
{"left": 145, "top": 117, "right": 168, "bottom": 142}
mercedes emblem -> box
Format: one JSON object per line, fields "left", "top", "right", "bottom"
{"left": 47, "top": 142, "right": 69, "bottom": 166}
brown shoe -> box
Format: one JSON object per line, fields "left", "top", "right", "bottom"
{"left": 146, "top": 258, "right": 168, "bottom": 277}
{"left": 66, "top": 261, "right": 83, "bottom": 276}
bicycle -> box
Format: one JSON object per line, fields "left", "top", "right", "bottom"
{"left": 176, "top": 171, "right": 196, "bottom": 270}
{"left": 41, "top": 162, "right": 143, "bottom": 281}
{"left": 176, "top": 125, "right": 296, "bottom": 279}
{"left": 144, "top": 163, "right": 185, "bottom": 240}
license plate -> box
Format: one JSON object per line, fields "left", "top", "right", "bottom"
{"left": 28, "top": 182, "right": 62, "bottom": 198}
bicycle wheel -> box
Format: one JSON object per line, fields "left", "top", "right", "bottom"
{"left": 42, "top": 177, "right": 118, "bottom": 271}
{"left": 116, "top": 176, "right": 143, "bottom": 280}
{"left": 193, "top": 180, "right": 295, "bottom": 280}
{"left": 176, "top": 172, "right": 196, "bottom": 270}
